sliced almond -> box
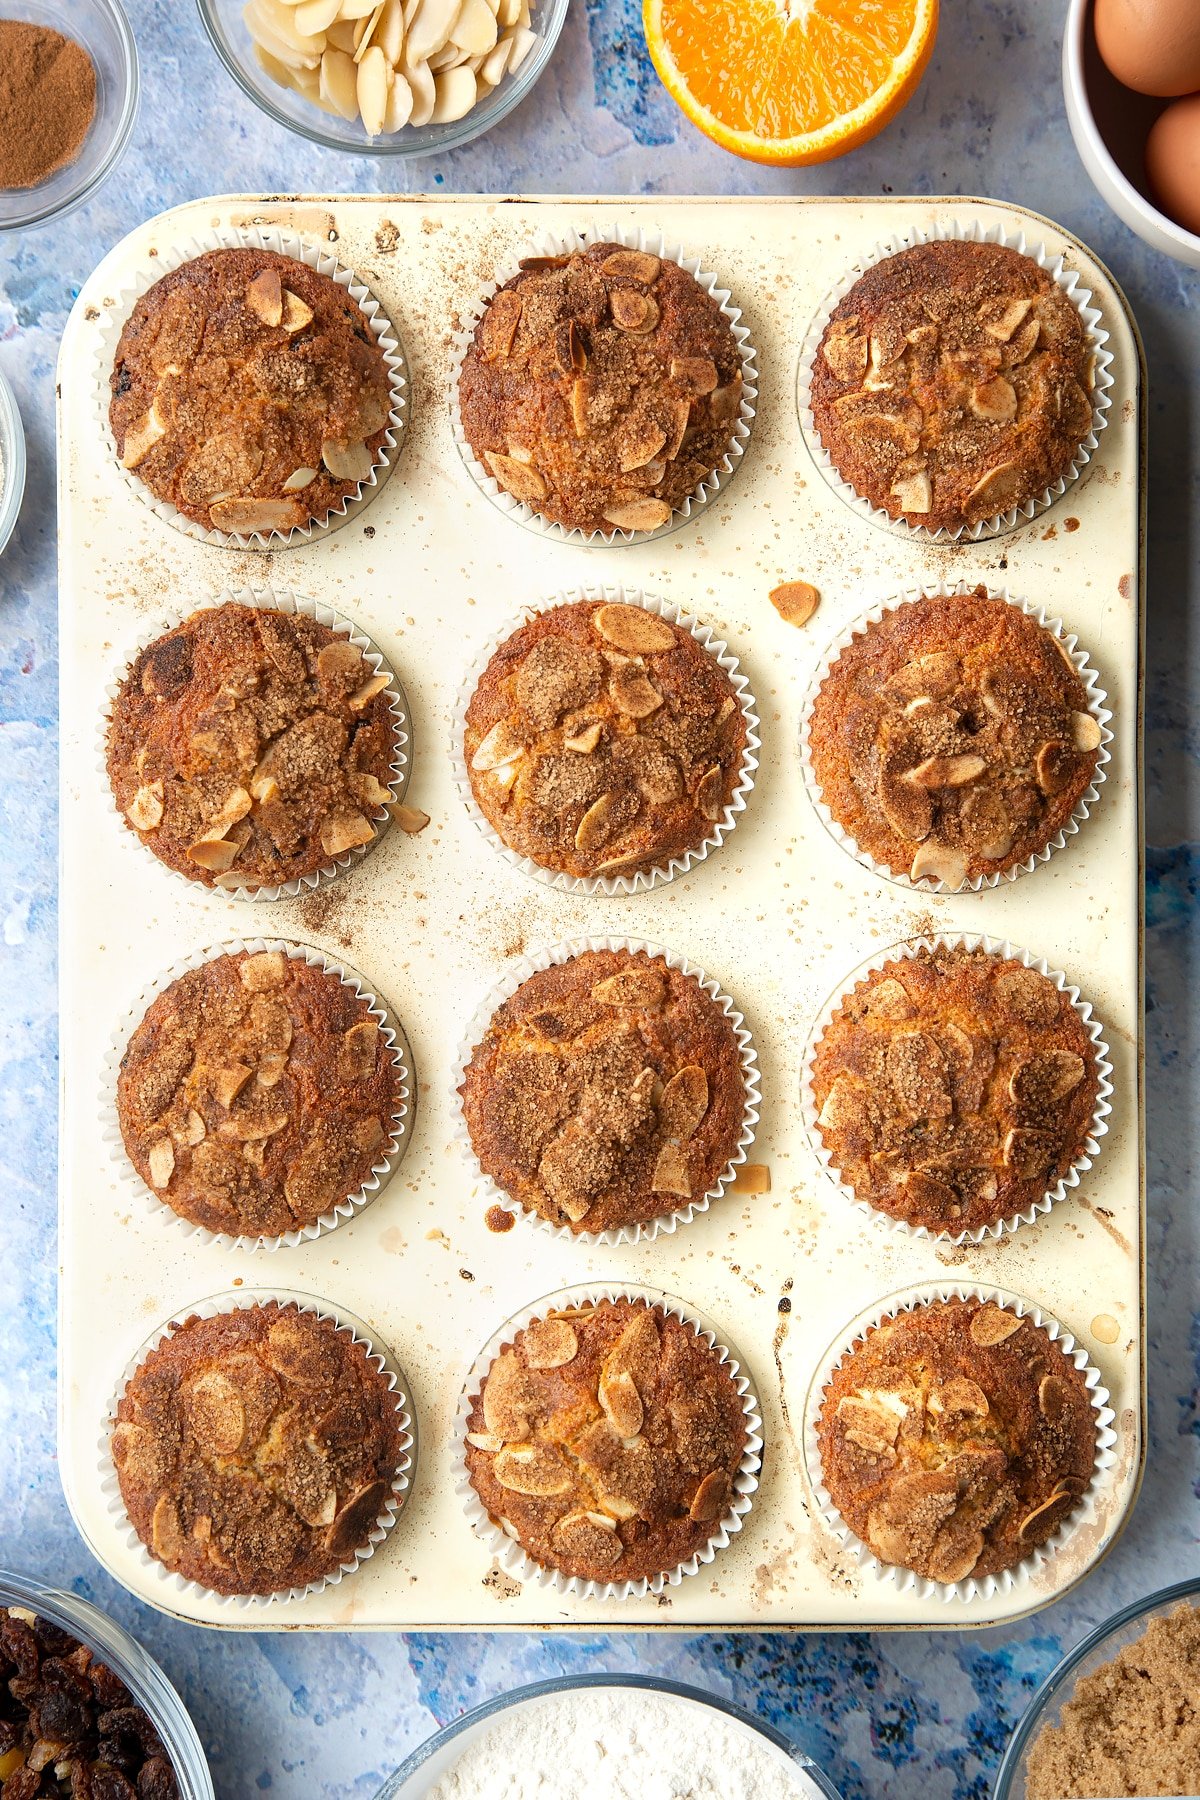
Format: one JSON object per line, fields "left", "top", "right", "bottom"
{"left": 564, "top": 721, "right": 602, "bottom": 754}
{"left": 1017, "top": 1483, "right": 1075, "bottom": 1541}
{"left": 879, "top": 762, "right": 932, "bottom": 843}
{"left": 904, "top": 753, "right": 988, "bottom": 790}
{"left": 241, "top": 950, "right": 285, "bottom": 990}
{"left": 909, "top": 843, "right": 968, "bottom": 889}
{"left": 890, "top": 469, "right": 932, "bottom": 514}
{"left": 405, "top": 0, "right": 462, "bottom": 62}
{"left": 383, "top": 67, "right": 414, "bottom": 128}
{"left": 591, "top": 966, "right": 666, "bottom": 1008}
{"left": 1071, "top": 710, "right": 1102, "bottom": 752}
{"left": 1034, "top": 740, "right": 1074, "bottom": 795}
{"left": 352, "top": 771, "right": 394, "bottom": 808}
{"left": 695, "top": 763, "right": 725, "bottom": 822}
{"left": 147, "top": 1138, "right": 175, "bottom": 1189}
{"left": 430, "top": 63, "right": 478, "bottom": 121}
{"left": 600, "top": 250, "right": 660, "bottom": 284}
{"left": 322, "top": 437, "right": 374, "bottom": 482}
{"left": 449, "top": 0, "right": 496, "bottom": 52}
{"left": 282, "top": 295, "right": 314, "bottom": 342}
{"left": 493, "top": 1443, "right": 572, "bottom": 1497}
{"left": 394, "top": 803, "right": 430, "bottom": 834}
{"left": 651, "top": 1141, "right": 690, "bottom": 1197}
{"left": 969, "top": 1304, "right": 1025, "bottom": 1347}
{"left": 522, "top": 1318, "right": 578, "bottom": 1369}
{"left": 121, "top": 407, "right": 167, "bottom": 470}
{"left": 967, "top": 460, "right": 1023, "bottom": 512}
{"left": 482, "top": 288, "right": 521, "bottom": 359}
{"left": 598, "top": 1367, "right": 643, "bottom": 1437}
{"left": 319, "top": 45, "right": 361, "bottom": 118}
{"left": 210, "top": 498, "right": 302, "bottom": 535}
{"left": 320, "top": 810, "right": 375, "bottom": 856}
{"left": 246, "top": 267, "right": 284, "bottom": 327}
{"left": 981, "top": 296, "right": 1033, "bottom": 342}
{"left": 658, "top": 1065, "right": 709, "bottom": 1141}
{"left": 349, "top": 671, "right": 390, "bottom": 710}
{"left": 483, "top": 449, "right": 546, "bottom": 503}
{"left": 569, "top": 376, "right": 590, "bottom": 437}
{"left": 1037, "top": 1375, "right": 1065, "bottom": 1423}
{"left": 471, "top": 718, "right": 526, "bottom": 771}
{"left": 689, "top": 1470, "right": 729, "bottom": 1523}
{"left": 186, "top": 837, "right": 243, "bottom": 873}
{"left": 212, "top": 1062, "right": 254, "bottom": 1108}
{"left": 151, "top": 1495, "right": 185, "bottom": 1564}
{"left": 592, "top": 603, "right": 675, "bottom": 653}
{"left": 602, "top": 497, "right": 671, "bottom": 532}
{"left": 609, "top": 662, "right": 662, "bottom": 718}
{"left": 282, "top": 466, "right": 318, "bottom": 492}
{"left": 575, "top": 792, "right": 615, "bottom": 853}
{"left": 769, "top": 580, "right": 819, "bottom": 627}
{"left": 618, "top": 422, "right": 667, "bottom": 473}
{"left": 465, "top": 1431, "right": 505, "bottom": 1452}
{"left": 610, "top": 288, "right": 659, "bottom": 333}
{"left": 669, "top": 355, "right": 718, "bottom": 396}
{"left": 126, "top": 781, "right": 164, "bottom": 831}
{"left": 1009, "top": 1049, "right": 1086, "bottom": 1106}
{"left": 969, "top": 376, "right": 1017, "bottom": 423}
{"left": 821, "top": 317, "right": 869, "bottom": 384}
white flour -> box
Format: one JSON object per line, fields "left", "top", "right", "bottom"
{"left": 423, "top": 1688, "right": 824, "bottom": 1800}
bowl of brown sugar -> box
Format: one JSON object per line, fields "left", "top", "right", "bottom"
{"left": 0, "top": 0, "right": 138, "bottom": 230}
{"left": 994, "top": 1575, "right": 1200, "bottom": 1799}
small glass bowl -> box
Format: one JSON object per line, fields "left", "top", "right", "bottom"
{"left": 0, "top": 370, "right": 26, "bottom": 558}
{"left": 374, "top": 1675, "right": 844, "bottom": 1799}
{"left": 196, "top": 0, "right": 568, "bottom": 158}
{"left": 0, "top": 0, "right": 138, "bottom": 232}
{"left": 0, "top": 1568, "right": 213, "bottom": 1799}
{"left": 993, "top": 1575, "right": 1200, "bottom": 1797}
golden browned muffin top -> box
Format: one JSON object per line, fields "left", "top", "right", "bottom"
{"left": 458, "top": 243, "right": 744, "bottom": 535}
{"left": 817, "top": 1297, "right": 1097, "bottom": 1584}
{"left": 464, "top": 599, "right": 748, "bottom": 881}
{"left": 109, "top": 248, "right": 393, "bottom": 536}
{"left": 111, "top": 1303, "right": 403, "bottom": 1598}
{"left": 117, "top": 949, "right": 402, "bottom": 1240}
{"left": 807, "top": 589, "right": 1104, "bottom": 889}
{"left": 106, "top": 603, "right": 398, "bottom": 892}
{"left": 465, "top": 1299, "right": 748, "bottom": 1585}
{"left": 811, "top": 948, "right": 1102, "bottom": 1233}
{"left": 809, "top": 241, "right": 1095, "bottom": 533}
{"left": 460, "top": 949, "right": 748, "bottom": 1235}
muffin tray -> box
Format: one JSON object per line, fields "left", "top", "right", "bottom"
{"left": 56, "top": 195, "right": 1145, "bottom": 1630}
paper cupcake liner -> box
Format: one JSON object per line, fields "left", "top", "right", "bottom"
{"left": 451, "top": 585, "right": 759, "bottom": 896}
{"left": 798, "top": 581, "right": 1113, "bottom": 894}
{"left": 796, "top": 217, "right": 1115, "bottom": 543}
{"left": 99, "top": 1288, "right": 416, "bottom": 1610}
{"left": 452, "top": 936, "right": 761, "bottom": 1247}
{"left": 801, "top": 933, "right": 1113, "bottom": 1246}
{"left": 802, "top": 1280, "right": 1118, "bottom": 1606}
{"left": 94, "top": 223, "right": 409, "bottom": 550}
{"left": 450, "top": 219, "right": 758, "bottom": 547}
{"left": 99, "top": 586, "right": 412, "bottom": 902}
{"left": 100, "top": 938, "right": 415, "bottom": 1253}
{"left": 454, "top": 1283, "right": 763, "bottom": 1601}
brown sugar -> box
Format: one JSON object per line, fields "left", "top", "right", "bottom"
{"left": 0, "top": 21, "right": 96, "bottom": 190}
{"left": 1026, "top": 1603, "right": 1200, "bottom": 1799}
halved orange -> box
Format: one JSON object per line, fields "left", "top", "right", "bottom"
{"left": 643, "top": 0, "right": 939, "bottom": 167}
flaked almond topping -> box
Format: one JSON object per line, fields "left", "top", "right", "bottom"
{"left": 609, "top": 662, "right": 662, "bottom": 718}
{"left": 352, "top": 772, "right": 394, "bottom": 808}
{"left": 1035, "top": 740, "right": 1074, "bottom": 794}
{"left": 928, "top": 1376, "right": 989, "bottom": 1419}
{"left": 570, "top": 376, "right": 590, "bottom": 437}
{"left": 695, "top": 763, "right": 725, "bottom": 822}
{"left": 669, "top": 354, "right": 718, "bottom": 396}
{"left": 769, "top": 580, "right": 820, "bottom": 627}
{"left": 212, "top": 1062, "right": 253, "bottom": 1108}
{"left": 879, "top": 762, "right": 933, "bottom": 843}
{"left": 482, "top": 287, "right": 522, "bottom": 359}
{"left": 472, "top": 718, "right": 526, "bottom": 771}
{"left": 188, "top": 1368, "right": 247, "bottom": 1458}
{"left": 650, "top": 1141, "right": 690, "bottom": 1197}
{"left": 909, "top": 843, "right": 968, "bottom": 889}
{"left": 969, "top": 375, "right": 1018, "bottom": 423}
{"left": 558, "top": 1191, "right": 592, "bottom": 1223}
{"left": 658, "top": 1065, "right": 709, "bottom": 1141}
{"left": 1017, "top": 1482, "right": 1076, "bottom": 1541}
{"left": 836, "top": 1389, "right": 907, "bottom": 1456}
{"left": 865, "top": 977, "right": 914, "bottom": 1020}
{"left": 282, "top": 467, "right": 319, "bottom": 491}
{"left": 981, "top": 295, "right": 1033, "bottom": 341}
{"left": 600, "top": 249, "right": 660, "bottom": 284}
{"left": 890, "top": 469, "right": 932, "bottom": 514}
{"left": 239, "top": 950, "right": 285, "bottom": 991}
{"left": 484, "top": 448, "right": 547, "bottom": 503}
{"left": 564, "top": 721, "right": 603, "bottom": 754}
{"left": 1071, "top": 709, "right": 1102, "bottom": 751}
{"left": 822, "top": 317, "right": 869, "bottom": 384}
{"left": 210, "top": 498, "right": 303, "bottom": 535}
{"left": 904, "top": 752, "right": 988, "bottom": 790}
{"left": 147, "top": 1138, "right": 175, "bottom": 1190}
{"left": 522, "top": 1317, "right": 578, "bottom": 1369}
{"left": 126, "top": 781, "right": 164, "bottom": 831}
{"left": 465, "top": 1431, "right": 505, "bottom": 1452}
{"left": 151, "top": 1494, "right": 184, "bottom": 1564}
{"left": 969, "top": 1304, "right": 1025, "bottom": 1347}
{"left": 1038, "top": 1374, "right": 1066, "bottom": 1422}
{"left": 817, "top": 1073, "right": 861, "bottom": 1132}
{"left": 598, "top": 1367, "right": 643, "bottom": 1437}
{"left": 321, "top": 438, "right": 374, "bottom": 483}
{"left": 121, "top": 406, "right": 167, "bottom": 470}
{"left": 591, "top": 966, "right": 666, "bottom": 1008}
{"left": 186, "top": 836, "right": 245, "bottom": 873}
{"left": 320, "top": 810, "right": 375, "bottom": 856}
{"left": 493, "top": 1443, "right": 573, "bottom": 1496}
{"left": 349, "top": 671, "right": 391, "bottom": 711}
{"left": 610, "top": 288, "right": 659, "bottom": 333}
{"left": 688, "top": 1469, "right": 729, "bottom": 1523}
{"left": 181, "top": 1109, "right": 206, "bottom": 1146}
{"left": 282, "top": 290, "right": 314, "bottom": 333}
{"left": 602, "top": 497, "right": 672, "bottom": 532}
{"left": 575, "top": 791, "right": 616, "bottom": 853}
{"left": 709, "top": 374, "right": 743, "bottom": 423}
{"left": 1009, "top": 1048, "right": 1086, "bottom": 1106}
{"left": 618, "top": 421, "right": 667, "bottom": 473}
{"left": 246, "top": 267, "right": 283, "bottom": 327}
{"left": 592, "top": 603, "right": 676, "bottom": 653}
{"left": 967, "top": 460, "right": 1023, "bottom": 511}
{"left": 316, "top": 639, "right": 367, "bottom": 685}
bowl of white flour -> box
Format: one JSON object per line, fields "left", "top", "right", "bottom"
{"left": 374, "top": 1675, "right": 842, "bottom": 1800}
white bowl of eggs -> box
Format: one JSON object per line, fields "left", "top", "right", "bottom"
{"left": 1064, "top": 0, "right": 1200, "bottom": 267}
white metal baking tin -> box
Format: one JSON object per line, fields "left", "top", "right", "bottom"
{"left": 57, "top": 195, "right": 1145, "bottom": 1631}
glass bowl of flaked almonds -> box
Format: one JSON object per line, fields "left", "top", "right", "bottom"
{"left": 196, "top": 0, "right": 568, "bottom": 156}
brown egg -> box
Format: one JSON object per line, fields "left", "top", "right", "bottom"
{"left": 1146, "top": 93, "right": 1200, "bottom": 235}
{"left": 1095, "top": 0, "right": 1200, "bottom": 96}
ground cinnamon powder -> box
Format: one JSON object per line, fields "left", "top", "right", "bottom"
{"left": 1026, "top": 1602, "right": 1200, "bottom": 1799}
{"left": 0, "top": 20, "right": 97, "bottom": 190}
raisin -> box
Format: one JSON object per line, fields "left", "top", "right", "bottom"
{"left": 137, "top": 1757, "right": 179, "bottom": 1800}
{"left": 113, "top": 365, "right": 133, "bottom": 398}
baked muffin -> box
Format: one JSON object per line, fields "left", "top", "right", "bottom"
{"left": 458, "top": 242, "right": 745, "bottom": 534}
{"left": 817, "top": 1296, "right": 1097, "bottom": 1585}
{"left": 110, "top": 248, "right": 393, "bottom": 536}
{"left": 463, "top": 599, "right": 749, "bottom": 882}
{"left": 111, "top": 1302, "right": 404, "bottom": 1597}
{"left": 807, "top": 589, "right": 1105, "bottom": 890}
{"left": 106, "top": 603, "right": 399, "bottom": 891}
{"left": 809, "top": 240, "right": 1096, "bottom": 533}
{"left": 460, "top": 948, "right": 749, "bottom": 1235}
{"left": 811, "top": 946, "right": 1103, "bottom": 1233}
{"left": 117, "top": 948, "right": 403, "bottom": 1239}
{"left": 464, "top": 1298, "right": 749, "bottom": 1585}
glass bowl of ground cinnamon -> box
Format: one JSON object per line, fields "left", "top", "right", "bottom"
{"left": 0, "top": 0, "right": 137, "bottom": 230}
{"left": 995, "top": 1575, "right": 1200, "bottom": 1799}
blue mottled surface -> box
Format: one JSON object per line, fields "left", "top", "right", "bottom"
{"left": 0, "top": 1, "right": 1197, "bottom": 1795}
